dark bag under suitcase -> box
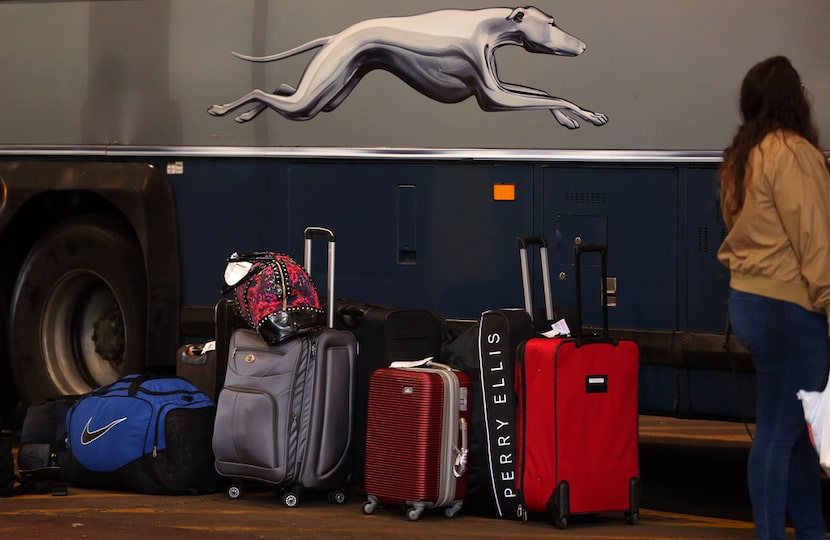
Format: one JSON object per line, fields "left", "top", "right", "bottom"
{"left": 515, "top": 244, "right": 640, "bottom": 528}
{"left": 212, "top": 227, "right": 357, "bottom": 507}
{"left": 362, "top": 359, "right": 471, "bottom": 520}
{"left": 63, "top": 374, "right": 218, "bottom": 494}
{"left": 17, "top": 396, "right": 77, "bottom": 495}
{"left": 177, "top": 297, "right": 241, "bottom": 401}
{"left": 332, "top": 299, "right": 446, "bottom": 488}
{"left": 439, "top": 236, "right": 561, "bottom": 519}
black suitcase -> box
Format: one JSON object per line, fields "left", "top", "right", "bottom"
{"left": 176, "top": 342, "right": 218, "bottom": 401}
{"left": 332, "top": 300, "right": 446, "bottom": 488}
{"left": 441, "top": 309, "right": 534, "bottom": 518}
{"left": 176, "top": 298, "right": 239, "bottom": 401}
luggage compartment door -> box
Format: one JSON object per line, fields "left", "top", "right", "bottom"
{"left": 542, "top": 167, "right": 677, "bottom": 331}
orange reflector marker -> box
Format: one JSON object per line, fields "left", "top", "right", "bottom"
{"left": 493, "top": 183, "right": 515, "bottom": 201}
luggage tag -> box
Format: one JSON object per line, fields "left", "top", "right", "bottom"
{"left": 223, "top": 253, "right": 254, "bottom": 288}
{"left": 389, "top": 357, "right": 451, "bottom": 371}
{"left": 541, "top": 318, "right": 571, "bottom": 338}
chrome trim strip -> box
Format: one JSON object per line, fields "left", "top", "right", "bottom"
{"left": 0, "top": 144, "right": 725, "bottom": 163}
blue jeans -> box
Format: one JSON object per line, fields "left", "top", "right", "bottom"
{"left": 729, "top": 290, "right": 829, "bottom": 540}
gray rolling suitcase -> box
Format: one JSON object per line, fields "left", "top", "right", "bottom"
{"left": 212, "top": 227, "right": 357, "bottom": 507}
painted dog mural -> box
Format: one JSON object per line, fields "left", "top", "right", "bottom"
{"left": 208, "top": 6, "right": 608, "bottom": 129}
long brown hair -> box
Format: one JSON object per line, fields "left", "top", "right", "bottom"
{"left": 719, "top": 56, "right": 829, "bottom": 216}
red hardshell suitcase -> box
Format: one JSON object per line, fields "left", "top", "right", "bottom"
{"left": 331, "top": 300, "right": 447, "bottom": 489}
{"left": 515, "top": 244, "right": 640, "bottom": 529}
{"left": 362, "top": 360, "right": 471, "bottom": 521}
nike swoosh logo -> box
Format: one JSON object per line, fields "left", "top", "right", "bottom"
{"left": 81, "top": 416, "right": 128, "bottom": 445}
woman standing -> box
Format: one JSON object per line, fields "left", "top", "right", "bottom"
{"left": 719, "top": 55, "right": 830, "bottom": 539}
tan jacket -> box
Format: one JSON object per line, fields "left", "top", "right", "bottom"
{"left": 718, "top": 130, "right": 830, "bottom": 318}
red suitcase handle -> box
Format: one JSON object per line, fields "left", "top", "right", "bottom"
{"left": 573, "top": 243, "right": 616, "bottom": 344}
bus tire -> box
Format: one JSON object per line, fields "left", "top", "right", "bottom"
{"left": 9, "top": 215, "right": 147, "bottom": 406}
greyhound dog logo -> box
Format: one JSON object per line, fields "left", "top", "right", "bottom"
{"left": 81, "top": 416, "right": 128, "bottom": 445}
{"left": 207, "top": 6, "right": 607, "bottom": 129}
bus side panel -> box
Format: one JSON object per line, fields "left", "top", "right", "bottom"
{"left": 170, "top": 159, "right": 293, "bottom": 306}
{"left": 685, "top": 167, "right": 730, "bottom": 333}
{"left": 543, "top": 166, "right": 678, "bottom": 331}
{"left": 286, "top": 161, "right": 536, "bottom": 318}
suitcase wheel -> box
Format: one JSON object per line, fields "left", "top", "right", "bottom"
{"left": 406, "top": 506, "right": 424, "bottom": 521}
{"left": 554, "top": 516, "right": 567, "bottom": 530}
{"left": 362, "top": 497, "right": 378, "bottom": 515}
{"left": 282, "top": 488, "right": 300, "bottom": 508}
{"left": 443, "top": 501, "right": 462, "bottom": 519}
{"left": 627, "top": 477, "right": 640, "bottom": 525}
{"left": 226, "top": 484, "right": 243, "bottom": 500}
{"left": 327, "top": 489, "right": 347, "bottom": 505}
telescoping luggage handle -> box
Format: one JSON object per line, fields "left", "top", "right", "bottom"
{"left": 573, "top": 242, "right": 612, "bottom": 342}
{"left": 303, "top": 226, "right": 336, "bottom": 329}
{"left": 516, "top": 236, "right": 554, "bottom": 322}
{"left": 388, "top": 357, "right": 469, "bottom": 479}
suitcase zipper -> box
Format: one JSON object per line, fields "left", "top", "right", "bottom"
{"left": 516, "top": 341, "right": 528, "bottom": 521}
{"left": 153, "top": 401, "right": 169, "bottom": 458}
{"left": 288, "top": 335, "right": 313, "bottom": 482}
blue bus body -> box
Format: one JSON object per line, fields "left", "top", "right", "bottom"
{"left": 1, "top": 0, "right": 827, "bottom": 421}
{"left": 160, "top": 150, "right": 741, "bottom": 419}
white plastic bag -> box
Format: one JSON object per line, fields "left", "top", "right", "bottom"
{"left": 797, "top": 383, "right": 830, "bottom": 475}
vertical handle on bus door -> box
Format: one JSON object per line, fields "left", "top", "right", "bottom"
{"left": 573, "top": 243, "right": 609, "bottom": 339}
{"left": 304, "top": 226, "right": 336, "bottom": 329}
{"left": 516, "top": 236, "right": 554, "bottom": 322}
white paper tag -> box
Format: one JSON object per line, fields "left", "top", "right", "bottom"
{"left": 390, "top": 357, "right": 434, "bottom": 369}
{"left": 224, "top": 255, "right": 253, "bottom": 287}
{"left": 542, "top": 318, "right": 571, "bottom": 338}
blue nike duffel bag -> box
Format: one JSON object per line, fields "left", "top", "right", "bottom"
{"left": 64, "top": 374, "right": 218, "bottom": 494}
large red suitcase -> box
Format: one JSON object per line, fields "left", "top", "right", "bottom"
{"left": 515, "top": 244, "right": 640, "bottom": 529}
{"left": 362, "top": 360, "right": 471, "bottom": 521}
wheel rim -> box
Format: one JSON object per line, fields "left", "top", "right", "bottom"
{"left": 41, "top": 270, "right": 127, "bottom": 395}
